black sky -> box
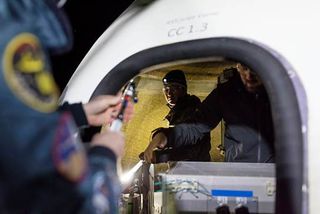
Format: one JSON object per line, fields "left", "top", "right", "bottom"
{"left": 51, "top": 0, "right": 134, "bottom": 90}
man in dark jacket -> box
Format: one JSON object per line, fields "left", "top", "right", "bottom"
{"left": 143, "top": 70, "right": 211, "bottom": 163}
{"left": 0, "top": 0, "right": 133, "bottom": 213}
{"left": 144, "top": 64, "right": 274, "bottom": 163}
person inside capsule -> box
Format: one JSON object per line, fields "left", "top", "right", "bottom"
{"left": 141, "top": 70, "right": 211, "bottom": 163}
{"left": 143, "top": 63, "right": 275, "bottom": 163}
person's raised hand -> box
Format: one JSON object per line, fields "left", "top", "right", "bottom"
{"left": 83, "top": 94, "right": 134, "bottom": 126}
{"left": 143, "top": 132, "right": 167, "bottom": 163}
{"left": 91, "top": 130, "right": 125, "bottom": 158}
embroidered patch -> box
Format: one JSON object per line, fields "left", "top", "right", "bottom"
{"left": 53, "top": 113, "right": 88, "bottom": 182}
{"left": 2, "top": 33, "right": 59, "bottom": 113}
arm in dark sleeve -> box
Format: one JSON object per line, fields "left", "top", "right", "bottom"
{"left": 59, "top": 102, "right": 89, "bottom": 128}
{"left": 0, "top": 24, "right": 118, "bottom": 212}
{"left": 165, "top": 88, "right": 222, "bottom": 148}
{"left": 2, "top": 110, "right": 121, "bottom": 213}
{"left": 59, "top": 102, "right": 101, "bottom": 142}
{"left": 165, "top": 122, "right": 212, "bottom": 148}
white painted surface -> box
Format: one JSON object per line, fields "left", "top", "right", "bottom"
{"left": 62, "top": 0, "right": 320, "bottom": 212}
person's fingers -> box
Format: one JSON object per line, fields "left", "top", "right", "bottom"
{"left": 85, "top": 94, "right": 121, "bottom": 115}
{"left": 153, "top": 132, "right": 167, "bottom": 149}
{"left": 85, "top": 92, "right": 136, "bottom": 126}
{"left": 102, "top": 100, "right": 134, "bottom": 124}
{"left": 123, "top": 102, "right": 134, "bottom": 122}
{"left": 86, "top": 102, "right": 121, "bottom": 126}
{"left": 95, "top": 95, "right": 121, "bottom": 112}
{"left": 102, "top": 107, "right": 119, "bottom": 124}
{"left": 86, "top": 109, "right": 110, "bottom": 126}
{"left": 91, "top": 130, "right": 125, "bottom": 157}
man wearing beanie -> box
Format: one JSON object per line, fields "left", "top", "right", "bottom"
{"left": 143, "top": 70, "right": 211, "bottom": 162}
{"left": 144, "top": 64, "right": 274, "bottom": 163}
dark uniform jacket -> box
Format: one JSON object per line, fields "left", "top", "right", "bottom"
{"left": 0, "top": 0, "right": 120, "bottom": 213}
{"left": 164, "top": 72, "right": 275, "bottom": 163}
{"left": 154, "top": 94, "right": 211, "bottom": 162}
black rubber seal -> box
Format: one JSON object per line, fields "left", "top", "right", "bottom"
{"left": 91, "top": 37, "right": 303, "bottom": 214}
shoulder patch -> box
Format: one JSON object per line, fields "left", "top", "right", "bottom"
{"left": 2, "top": 33, "right": 59, "bottom": 113}
{"left": 53, "top": 113, "right": 88, "bottom": 182}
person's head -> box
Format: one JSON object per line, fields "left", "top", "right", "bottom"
{"left": 236, "top": 63, "right": 262, "bottom": 93}
{"left": 162, "top": 70, "right": 187, "bottom": 107}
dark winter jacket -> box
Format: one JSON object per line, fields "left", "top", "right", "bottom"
{"left": 154, "top": 94, "right": 211, "bottom": 162}
{"left": 164, "top": 72, "right": 274, "bottom": 163}
{"left": 0, "top": 0, "right": 120, "bottom": 213}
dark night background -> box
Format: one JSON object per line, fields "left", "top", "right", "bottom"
{"left": 51, "top": 0, "right": 134, "bottom": 91}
